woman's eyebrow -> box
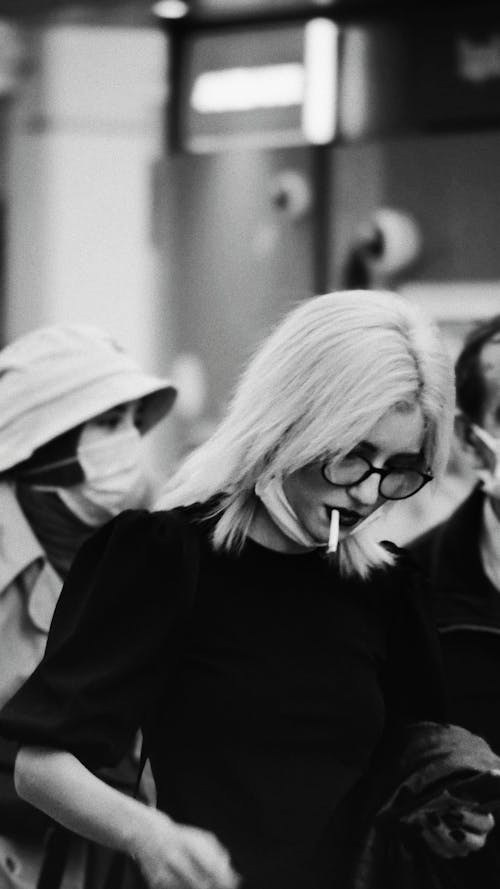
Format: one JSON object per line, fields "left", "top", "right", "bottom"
{"left": 355, "top": 440, "right": 376, "bottom": 454}
{"left": 387, "top": 450, "right": 425, "bottom": 463}
{"left": 357, "top": 441, "right": 423, "bottom": 460}
{"left": 102, "top": 403, "right": 128, "bottom": 416}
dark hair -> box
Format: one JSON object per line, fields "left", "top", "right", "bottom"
{"left": 455, "top": 314, "right": 500, "bottom": 422}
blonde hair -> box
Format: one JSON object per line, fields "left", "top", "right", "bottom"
{"left": 158, "top": 290, "right": 455, "bottom": 578}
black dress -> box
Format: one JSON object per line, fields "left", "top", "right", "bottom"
{"left": 0, "top": 506, "right": 445, "bottom": 889}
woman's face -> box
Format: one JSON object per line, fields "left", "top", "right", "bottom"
{"left": 282, "top": 404, "right": 427, "bottom": 545}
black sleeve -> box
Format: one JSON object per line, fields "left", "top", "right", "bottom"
{"left": 381, "top": 546, "right": 447, "bottom": 725}
{"left": 0, "top": 508, "right": 198, "bottom": 770}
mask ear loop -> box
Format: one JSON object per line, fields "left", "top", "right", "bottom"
{"left": 15, "top": 426, "right": 142, "bottom": 482}
{"left": 470, "top": 424, "right": 498, "bottom": 450}
{"left": 15, "top": 454, "right": 80, "bottom": 477}
{"left": 468, "top": 424, "right": 500, "bottom": 489}
{"left": 11, "top": 425, "right": 85, "bottom": 487}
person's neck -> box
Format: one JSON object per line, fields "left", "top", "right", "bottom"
{"left": 248, "top": 501, "right": 310, "bottom": 554}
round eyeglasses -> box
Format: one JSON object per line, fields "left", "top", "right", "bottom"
{"left": 321, "top": 454, "right": 433, "bottom": 501}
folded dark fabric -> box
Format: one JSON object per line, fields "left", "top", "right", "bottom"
{"left": 332, "top": 721, "right": 500, "bottom": 889}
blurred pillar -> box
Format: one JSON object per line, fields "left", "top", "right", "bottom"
{"left": 5, "top": 22, "right": 179, "bottom": 475}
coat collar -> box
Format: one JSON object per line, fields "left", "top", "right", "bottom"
{"left": 430, "top": 484, "right": 485, "bottom": 592}
{"left": 0, "top": 481, "right": 44, "bottom": 592}
{"left": 0, "top": 481, "right": 62, "bottom": 631}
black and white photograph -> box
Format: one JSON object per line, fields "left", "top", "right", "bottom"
{"left": 0, "top": 2, "right": 500, "bottom": 888}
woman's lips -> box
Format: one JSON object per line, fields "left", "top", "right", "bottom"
{"left": 327, "top": 506, "right": 361, "bottom": 528}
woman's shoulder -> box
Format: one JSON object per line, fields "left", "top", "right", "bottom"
{"left": 45, "top": 505, "right": 211, "bottom": 648}
{"left": 92, "top": 504, "right": 215, "bottom": 586}
{"left": 59, "top": 505, "right": 211, "bottom": 605}
{"left": 102, "top": 502, "right": 212, "bottom": 548}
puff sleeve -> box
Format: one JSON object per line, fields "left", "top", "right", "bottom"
{"left": 0, "top": 508, "right": 198, "bottom": 770}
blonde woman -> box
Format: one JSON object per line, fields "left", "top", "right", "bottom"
{"left": 0, "top": 291, "right": 494, "bottom": 889}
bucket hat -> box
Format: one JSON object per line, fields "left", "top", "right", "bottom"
{"left": 0, "top": 324, "right": 177, "bottom": 473}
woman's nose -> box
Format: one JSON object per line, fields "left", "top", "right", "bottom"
{"left": 118, "top": 403, "right": 137, "bottom": 430}
{"left": 348, "top": 473, "right": 381, "bottom": 506}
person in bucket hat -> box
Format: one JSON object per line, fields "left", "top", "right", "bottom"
{"left": 0, "top": 323, "right": 176, "bottom": 889}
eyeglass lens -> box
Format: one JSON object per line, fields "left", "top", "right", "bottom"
{"left": 323, "top": 455, "right": 427, "bottom": 500}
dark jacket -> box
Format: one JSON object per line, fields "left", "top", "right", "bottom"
{"left": 333, "top": 721, "right": 500, "bottom": 889}
{"left": 410, "top": 485, "right": 500, "bottom": 633}
{"left": 409, "top": 485, "right": 500, "bottom": 753}
{"left": 407, "top": 487, "right": 500, "bottom": 888}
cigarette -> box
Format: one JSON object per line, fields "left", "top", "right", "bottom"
{"left": 327, "top": 509, "right": 339, "bottom": 553}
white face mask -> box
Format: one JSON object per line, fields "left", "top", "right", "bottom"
{"left": 58, "top": 422, "right": 145, "bottom": 526}
{"left": 255, "top": 476, "right": 318, "bottom": 549}
{"left": 470, "top": 424, "right": 500, "bottom": 499}
{"left": 255, "top": 476, "right": 383, "bottom": 552}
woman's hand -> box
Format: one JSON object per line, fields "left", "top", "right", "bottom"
{"left": 132, "top": 807, "right": 240, "bottom": 889}
{"left": 15, "top": 747, "right": 239, "bottom": 889}
{"left": 410, "top": 806, "right": 495, "bottom": 858}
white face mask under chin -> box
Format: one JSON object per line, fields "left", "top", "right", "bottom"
{"left": 255, "top": 476, "right": 383, "bottom": 552}
{"left": 58, "top": 424, "right": 145, "bottom": 526}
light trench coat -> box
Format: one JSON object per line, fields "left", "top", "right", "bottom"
{"left": 0, "top": 482, "right": 83, "bottom": 889}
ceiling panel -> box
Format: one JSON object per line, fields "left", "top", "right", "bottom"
{"left": 162, "top": 0, "right": 500, "bottom": 30}
{"left": 0, "top": 0, "right": 498, "bottom": 23}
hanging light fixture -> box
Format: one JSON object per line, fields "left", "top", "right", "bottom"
{"left": 151, "top": 0, "right": 189, "bottom": 20}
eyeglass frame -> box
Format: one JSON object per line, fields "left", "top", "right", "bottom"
{"left": 320, "top": 454, "right": 434, "bottom": 501}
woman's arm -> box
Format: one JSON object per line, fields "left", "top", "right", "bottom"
{"left": 16, "top": 746, "right": 239, "bottom": 889}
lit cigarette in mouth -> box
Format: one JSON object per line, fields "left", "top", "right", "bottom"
{"left": 327, "top": 509, "right": 339, "bottom": 553}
